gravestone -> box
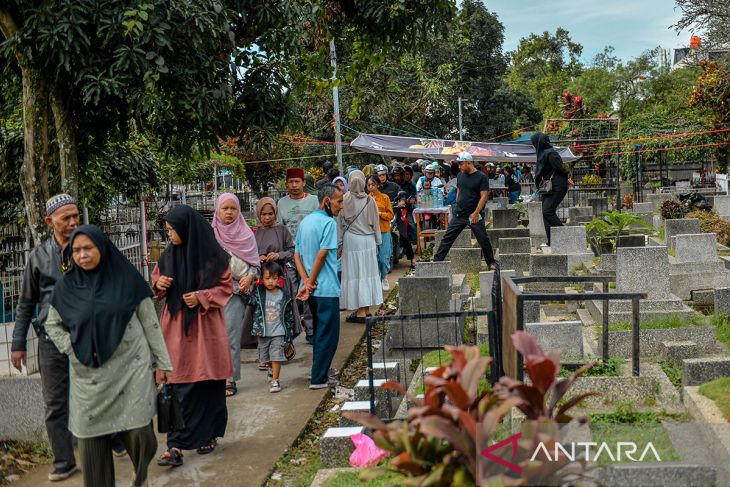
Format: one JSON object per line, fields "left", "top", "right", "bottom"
{"left": 527, "top": 201, "right": 547, "bottom": 245}
{"left": 714, "top": 195, "right": 730, "bottom": 218}
{"left": 568, "top": 206, "right": 593, "bottom": 224}
{"left": 548, "top": 226, "right": 594, "bottom": 269}
{"left": 664, "top": 218, "right": 701, "bottom": 249}
{"left": 434, "top": 229, "right": 473, "bottom": 250}
{"left": 587, "top": 246, "right": 696, "bottom": 323}
{"left": 674, "top": 233, "right": 718, "bottom": 264}
{"left": 588, "top": 197, "right": 608, "bottom": 216}
{"left": 525, "top": 321, "right": 583, "bottom": 359}
{"left": 414, "top": 261, "right": 454, "bottom": 277}
{"left": 494, "top": 197, "right": 509, "bottom": 209}
{"left": 715, "top": 287, "right": 730, "bottom": 316}
{"left": 631, "top": 202, "right": 653, "bottom": 213}
{"left": 646, "top": 192, "right": 675, "bottom": 212}
{"left": 398, "top": 276, "right": 454, "bottom": 314}
{"left": 671, "top": 233, "right": 730, "bottom": 300}
{"left": 675, "top": 181, "right": 691, "bottom": 191}
{"left": 682, "top": 357, "right": 730, "bottom": 386}
{"left": 486, "top": 228, "right": 530, "bottom": 249}
{"left": 527, "top": 254, "right": 569, "bottom": 291}
{"left": 499, "top": 237, "right": 531, "bottom": 254}
{"left": 447, "top": 248, "right": 483, "bottom": 274}
{"left": 499, "top": 253, "right": 530, "bottom": 275}
{"left": 477, "top": 269, "right": 516, "bottom": 310}
{"left": 492, "top": 208, "right": 518, "bottom": 229}
{"left": 386, "top": 314, "right": 464, "bottom": 351}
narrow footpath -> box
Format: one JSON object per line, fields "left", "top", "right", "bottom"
{"left": 15, "top": 264, "right": 411, "bottom": 487}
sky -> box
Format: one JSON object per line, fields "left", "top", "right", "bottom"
{"left": 485, "top": 0, "right": 690, "bottom": 64}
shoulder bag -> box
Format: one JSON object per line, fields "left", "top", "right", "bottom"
{"left": 537, "top": 175, "right": 553, "bottom": 195}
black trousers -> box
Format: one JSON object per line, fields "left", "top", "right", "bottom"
{"left": 78, "top": 423, "right": 157, "bottom": 487}
{"left": 433, "top": 214, "right": 495, "bottom": 265}
{"left": 395, "top": 217, "right": 414, "bottom": 261}
{"left": 38, "top": 336, "right": 76, "bottom": 472}
{"left": 542, "top": 184, "right": 568, "bottom": 245}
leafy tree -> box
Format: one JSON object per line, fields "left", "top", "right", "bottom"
{"left": 689, "top": 60, "right": 730, "bottom": 170}
{"left": 506, "top": 28, "right": 583, "bottom": 118}
{"left": 673, "top": 0, "right": 730, "bottom": 47}
{"left": 0, "top": 0, "right": 456, "bottom": 244}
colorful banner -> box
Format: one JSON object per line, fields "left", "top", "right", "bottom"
{"left": 350, "top": 133, "right": 579, "bottom": 163}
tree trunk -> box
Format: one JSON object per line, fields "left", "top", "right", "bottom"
{"left": 20, "top": 67, "right": 51, "bottom": 246}
{"left": 51, "top": 91, "right": 79, "bottom": 199}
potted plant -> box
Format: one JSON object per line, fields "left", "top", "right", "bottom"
{"left": 586, "top": 210, "right": 653, "bottom": 256}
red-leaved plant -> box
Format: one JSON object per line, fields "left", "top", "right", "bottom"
{"left": 344, "top": 331, "right": 598, "bottom": 486}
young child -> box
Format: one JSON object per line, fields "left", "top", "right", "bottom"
{"left": 252, "top": 261, "right": 294, "bottom": 393}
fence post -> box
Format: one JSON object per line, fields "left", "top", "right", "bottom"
{"left": 631, "top": 297, "right": 640, "bottom": 377}
{"left": 139, "top": 196, "right": 150, "bottom": 282}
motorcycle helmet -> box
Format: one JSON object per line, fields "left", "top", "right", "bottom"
{"left": 374, "top": 164, "right": 389, "bottom": 176}
{"left": 391, "top": 163, "right": 405, "bottom": 175}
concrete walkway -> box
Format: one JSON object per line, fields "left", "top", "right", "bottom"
{"left": 15, "top": 264, "right": 410, "bottom": 487}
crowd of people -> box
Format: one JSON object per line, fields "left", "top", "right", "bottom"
{"left": 8, "top": 133, "right": 568, "bottom": 487}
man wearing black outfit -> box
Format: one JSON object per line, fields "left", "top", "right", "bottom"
{"left": 433, "top": 152, "right": 497, "bottom": 269}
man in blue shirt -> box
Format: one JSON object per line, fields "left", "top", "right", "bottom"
{"left": 294, "top": 184, "right": 344, "bottom": 389}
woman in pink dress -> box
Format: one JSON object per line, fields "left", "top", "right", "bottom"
{"left": 153, "top": 205, "right": 233, "bottom": 467}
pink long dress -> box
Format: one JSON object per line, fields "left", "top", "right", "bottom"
{"left": 152, "top": 265, "right": 234, "bottom": 384}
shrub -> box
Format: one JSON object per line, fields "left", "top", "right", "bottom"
{"left": 345, "top": 333, "right": 596, "bottom": 485}
{"left": 580, "top": 174, "right": 603, "bottom": 187}
{"left": 660, "top": 199, "right": 688, "bottom": 220}
{"left": 687, "top": 210, "right": 730, "bottom": 247}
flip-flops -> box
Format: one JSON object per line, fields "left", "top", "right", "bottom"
{"left": 157, "top": 448, "right": 183, "bottom": 467}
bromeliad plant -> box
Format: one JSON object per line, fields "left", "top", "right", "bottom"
{"left": 586, "top": 210, "right": 653, "bottom": 254}
{"left": 344, "top": 332, "right": 597, "bottom": 486}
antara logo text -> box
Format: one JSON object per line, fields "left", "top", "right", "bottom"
{"left": 480, "top": 432, "right": 662, "bottom": 474}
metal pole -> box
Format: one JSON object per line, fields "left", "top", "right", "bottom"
{"left": 458, "top": 97, "right": 463, "bottom": 141}
{"left": 83, "top": 201, "right": 89, "bottom": 225}
{"left": 602, "top": 280, "right": 609, "bottom": 361}
{"left": 330, "top": 39, "right": 344, "bottom": 175}
{"left": 139, "top": 195, "right": 150, "bottom": 282}
{"left": 631, "top": 297, "right": 640, "bottom": 377}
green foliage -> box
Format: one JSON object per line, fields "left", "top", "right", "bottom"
{"left": 558, "top": 358, "right": 622, "bottom": 378}
{"left": 0, "top": 70, "right": 25, "bottom": 229}
{"left": 345, "top": 334, "right": 595, "bottom": 485}
{"left": 699, "top": 377, "right": 730, "bottom": 417}
{"left": 660, "top": 362, "right": 682, "bottom": 390}
{"left": 589, "top": 402, "right": 660, "bottom": 424}
{"left": 323, "top": 469, "right": 399, "bottom": 487}
{"left": 687, "top": 210, "right": 730, "bottom": 247}
{"left": 709, "top": 313, "right": 730, "bottom": 352}
{"left": 507, "top": 28, "right": 583, "bottom": 118}
{"left": 609, "top": 314, "right": 707, "bottom": 331}
{"left": 580, "top": 174, "right": 602, "bottom": 187}
{"left": 660, "top": 200, "right": 689, "bottom": 220}
{"left": 586, "top": 210, "right": 652, "bottom": 253}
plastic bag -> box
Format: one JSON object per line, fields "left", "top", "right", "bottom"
{"left": 349, "top": 433, "right": 388, "bottom": 468}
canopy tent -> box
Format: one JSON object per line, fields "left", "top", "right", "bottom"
{"left": 350, "top": 133, "right": 580, "bottom": 163}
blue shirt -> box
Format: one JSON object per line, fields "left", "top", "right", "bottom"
{"left": 295, "top": 209, "right": 340, "bottom": 298}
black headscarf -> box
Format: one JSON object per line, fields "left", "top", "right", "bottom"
{"left": 531, "top": 132, "right": 560, "bottom": 182}
{"left": 158, "top": 205, "right": 230, "bottom": 334}
{"left": 50, "top": 225, "right": 153, "bottom": 368}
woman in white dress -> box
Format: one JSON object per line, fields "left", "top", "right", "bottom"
{"left": 338, "top": 170, "right": 383, "bottom": 323}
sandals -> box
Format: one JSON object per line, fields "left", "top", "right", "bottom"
{"left": 345, "top": 312, "right": 366, "bottom": 324}
{"left": 257, "top": 362, "right": 270, "bottom": 371}
{"left": 197, "top": 439, "right": 217, "bottom": 455}
{"left": 157, "top": 448, "right": 183, "bottom": 467}
{"left": 225, "top": 382, "right": 238, "bottom": 398}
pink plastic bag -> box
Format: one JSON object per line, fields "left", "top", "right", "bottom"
{"left": 349, "top": 433, "right": 388, "bottom": 468}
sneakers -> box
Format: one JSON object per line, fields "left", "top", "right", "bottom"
{"left": 48, "top": 465, "right": 78, "bottom": 481}
{"left": 269, "top": 380, "right": 281, "bottom": 393}
{"left": 309, "top": 382, "right": 329, "bottom": 390}
{"left": 382, "top": 278, "right": 390, "bottom": 291}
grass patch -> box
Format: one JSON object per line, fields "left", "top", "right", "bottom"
{"left": 660, "top": 362, "right": 682, "bottom": 390}
{"left": 588, "top": 403, "right": 680, "bottom": 466}
{"left": 710, "top": 313, "right": 730, "bottom": 353}
{"left": 421, "top": 342, "right": 490, "bottom": 369}
{"left": 668, "top": 247, "right": 676, "bottom": 257}
{"left": 609, "top": 282, "right": 616, "bottom": 289}
{"left": 592, "top": 256, "right": 601, "bottom": 265}
{"left": 0, "top": 438, "right": 51, "bottom": 484}
{"left": 699, "top": 377, "right": 730, "bottom": 417}
{"left": 570, "top": 283, "right": 586, "bottom": 292}
{"left": 558, "top": 357, "right": 623, "bottom": 378}
{"left": 467, "top": 273, "right": 480, "bottom": 294}
{"left": 322, "top": 469, "right": 400, "bottom": 487}
{"left": 609, "top": 314, "right": 707, "bottom": 332}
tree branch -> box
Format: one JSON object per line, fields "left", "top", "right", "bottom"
{"left": 0, "top": 7, "right": 19, "bottom": 40}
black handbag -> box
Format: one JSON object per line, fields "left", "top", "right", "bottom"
{"left": 157, "top": 384, "right": 185, "bottom": 433}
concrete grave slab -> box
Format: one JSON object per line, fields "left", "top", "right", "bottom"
{"left": 527, "top": 201, "right": 546, "bottom": 243}
{"left": 525, "top": 320, "right": 584, "bottom": 359}
{"left": 682, "top": 357, "right": 730, "bottom": 387}
{"left": 527, "top": 254, "right": 568, "bottom": 291}
{"left": 714, "top": 195, "right": 730, "bottom": 218}
{"left": 414, "top": 261, "right": 454, "bottom": 277}
{"left": 492, "top": 208, "right": 518, "bottom": 229}
{"left": 499, "top": 237, "right": 531, "bottom": 254}
{"left": 664, "top": 219, "right": 701, "bottom": 249}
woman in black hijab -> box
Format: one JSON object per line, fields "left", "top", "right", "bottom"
{"left": 532, "top": 132, "right": 571, "bottom": 246}
{"left": 153, "top": 205, "right": 234, "bottom": 466}
{"left": 46, "top": 225, "right": 172, "bottom": 487}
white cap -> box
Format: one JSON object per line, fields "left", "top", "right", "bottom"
{"left": 456, "top": 151, "right": 473, "bottom": 162}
